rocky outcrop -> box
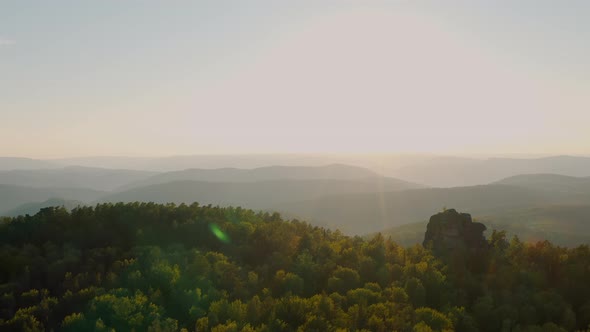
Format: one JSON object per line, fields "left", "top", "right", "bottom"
{"left": 423, "top": 209, "right": 488, "bottom": 253}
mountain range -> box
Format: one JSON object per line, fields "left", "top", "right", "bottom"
{"left": 7, "top": 155, "right": 590, "bottom": 186}
{"left": 0, "top": 166, "right": 156, "bottom": 191}
{"left": 1, "top": 156, "right": 590, "bottom": 246}
{"left": 0, "top": 185, "right": 104, "bottom": 214}
{"left": 391, "top": 155, "right": 590, "bottom": 187}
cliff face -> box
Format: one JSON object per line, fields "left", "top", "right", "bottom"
{"left": 423, "top": 209, "right": 488, "bottom": 252}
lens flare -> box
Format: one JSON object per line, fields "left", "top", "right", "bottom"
{"left": 209, "top": 223, "right": 230, "bottom": 244}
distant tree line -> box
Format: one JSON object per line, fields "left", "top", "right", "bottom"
{"left": 1, "top": 203, "right": 589, "bottom": 331}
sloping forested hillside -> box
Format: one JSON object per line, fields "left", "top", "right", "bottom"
{"left": 1, "top": 203, "right": 590, "bottom": 331}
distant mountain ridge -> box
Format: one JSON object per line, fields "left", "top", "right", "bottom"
{"left": 391, "top": 155, "right": 590, "bottom": 187}
{"left": 0, "top": 164, "right": 420, "bottom": 216}
{"left": 6, "top": 154, "right": 590, "bottom": 187}
{"left": 494, "top": 173, "right": 590, "bottom": 193}
{"left": 106, "top": 173, "right": 590, "bottom": 236}
{"left": 274, "top": 183, "right": 590, "bottom": 235}
{"left": 49, "top": 154, "right": 433, "bottom": 172}
{"left": 0, "top": 185, "right": 105, "bottom": 216}
{"left": 3, "top": 154, "right": 590, "bottom": 248}
{"left": 120, "top": 164, "right": 421, "bottom": 190}
{"left": 0, "top": 157, "right": 57, "bottom": 171}
{"left": 0, "top": 166, "right": 157, "bottom": 191}
{"left": 101, "top": 177, "right": 422, "bottom": 210}
{"left": 2, "top": 198, "right": 83, "bottom": 217}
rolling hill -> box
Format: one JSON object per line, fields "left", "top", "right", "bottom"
{"left": 0, "top": 185, "right": 105, "bottom": 215}
{"left": 50, "top": 154, "right": 433, "bottom": 173}
{"left": 0, "top": 164, "right": 420, "bottom": 219}
{"left": 100, "top": 177, "right": 422, "bottom": 210}
{"left": 18, "top": 154, "right": 590, "bottom": 188}
{"left": 3, "top": 156, "right": 590, "bottom": 248}
{"left": 0, "top": 166, "right": 157, "bottom": 191}
{"left": 2, "top": 198, "right": 84, "bottom": 217}
{"left": 102, "top": 177, "right": 590, "bottom": 236}
{"left": 120, "top": 164, "right": 421, "bottom": 190}
{"left": 391, "top": 155, "right": 590, "bottom": 187}
{"left": 494, "top": 173, "right": 590, "bottom": 193}
{"left": 274, "top": 184, "right": 590, "bottom": 235}
{"left": 0, "top": 157, "right": 57, "bottom": 171}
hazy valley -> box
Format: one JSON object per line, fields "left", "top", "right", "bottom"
{"left": 2, "top": 155, "right": 590, "bottom": 246}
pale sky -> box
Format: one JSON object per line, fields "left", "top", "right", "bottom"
{"left": 1, "top": 1, "right": 589, "bottom": 158}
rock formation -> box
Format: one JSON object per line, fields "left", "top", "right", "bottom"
{"left": 423, "top": 208, "right": 488, "bottom": 253}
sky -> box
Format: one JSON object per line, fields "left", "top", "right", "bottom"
{"left": 1, "top": 1, "right": 589, "bottom": 158}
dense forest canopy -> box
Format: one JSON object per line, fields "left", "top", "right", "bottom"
{"left": 1, "top": 203, "right": 590, "bottom": 331}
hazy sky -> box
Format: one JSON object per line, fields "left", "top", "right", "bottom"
{"left": 1, "top": 1, "right": 589, "bottom": 158}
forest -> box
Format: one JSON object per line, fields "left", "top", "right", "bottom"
{"left": 1, "top": 203, "right": 590, "bottom": 331}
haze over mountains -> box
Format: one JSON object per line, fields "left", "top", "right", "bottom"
{"left": 2, "top": 154, "right": 590, "bottom": 246}
{"left": 4, "top": 154, "right": 590, "bottom": 186}
{"left": 372, "top": 174, "right": 590, "bottom": 246}
{"left": 276, "top": 184, "right": 590, "bottom": 235}
{"left": 0, "top": 166, "right": 156, "bottom": 191}
{"left": 494, "top": 173, "right": 590, "bottom": 193}
{"left": 47, "top": 154, "right": 433, "bottom": 173}
{"left": 0, "top": 185, "right": 104, "bottom": 214}
{"left": 0, "top": 157, "right": 57, "bottom": 171}
{"left": 392, "top": 155, "right": 590, "bottom": 187}
{"left": 1, "top": 198, "right": 84, "bottom": 217}
{"left": 375, "top": 204, "right": 590, "bottom": 247}
{"left": 101, "top": 178, "right": 420, "bottom": 212}
{"left": 120, "top": 164, "right": 400, "bottom": 189}
{"left": 0, "top": 163, "right": 419, "bottom": 216}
